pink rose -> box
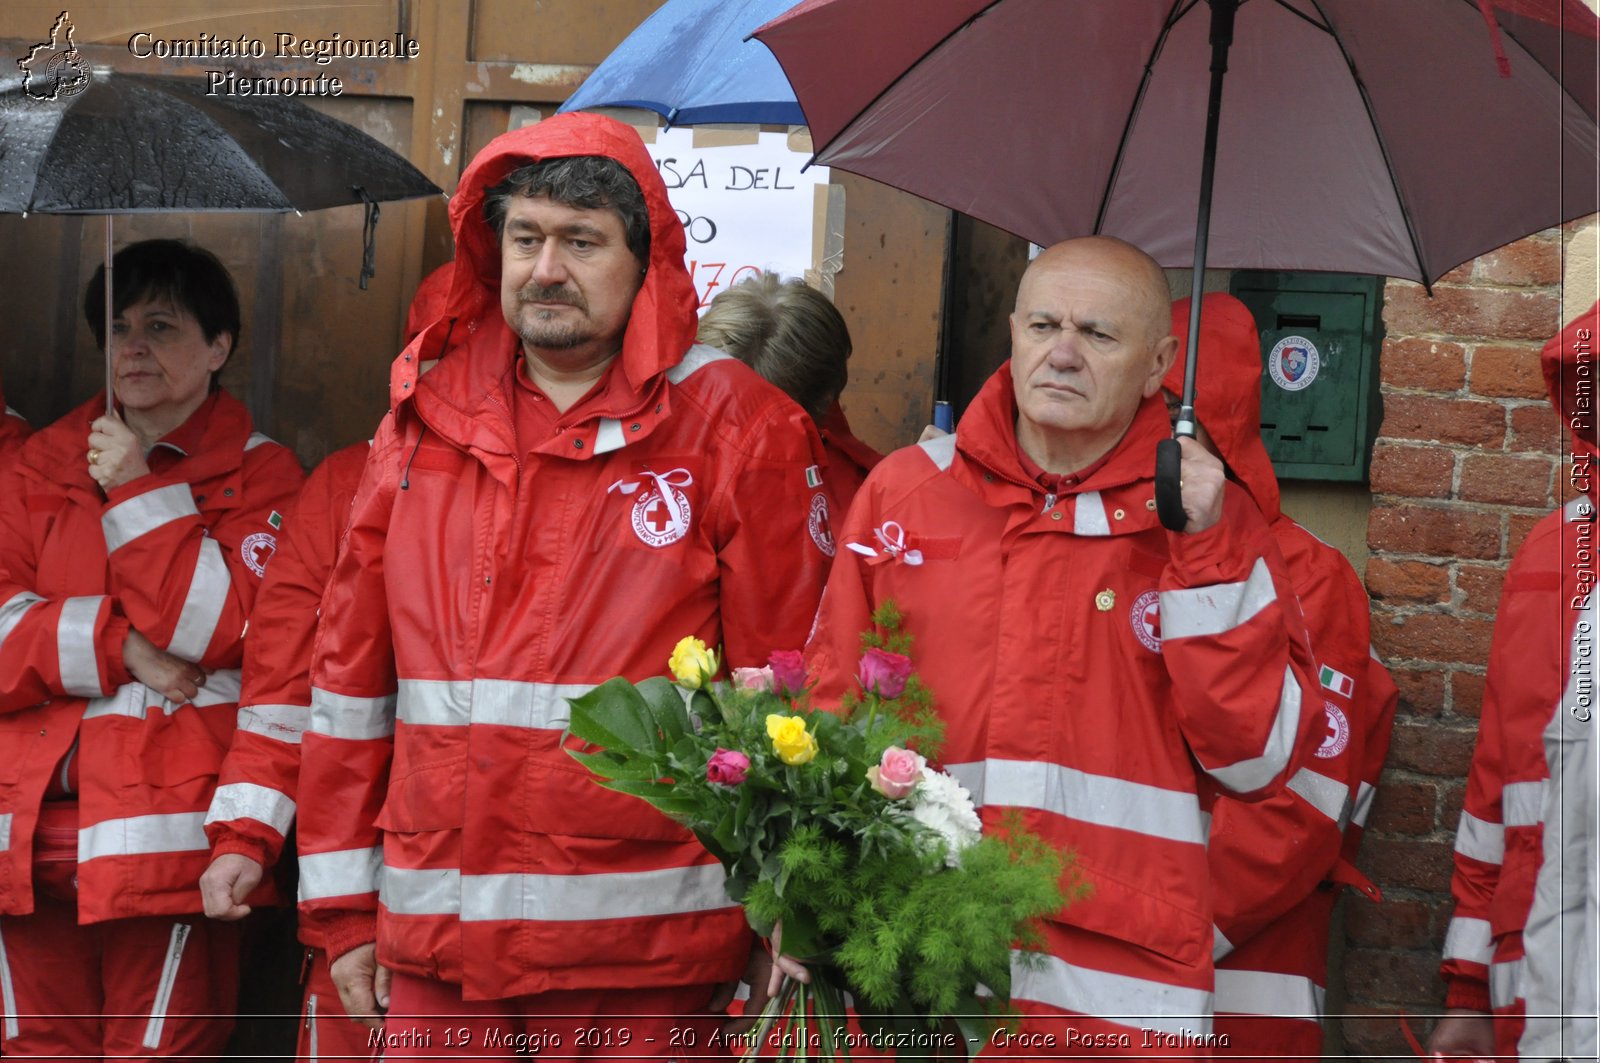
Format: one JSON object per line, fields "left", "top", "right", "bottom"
{"left": 706, "top": 748, "right": 750, "bottom": 786}
{"left": 856, "top": 647, "right": 912, "bottom": 699}
{"left": 867, "top": 745, "right": 925, "bottom": 799}
{"left": 734, "top": 666, "right": 774, "bottom": 692}
{"left": 768, "top": 650, "right": 808, "bottom": 696}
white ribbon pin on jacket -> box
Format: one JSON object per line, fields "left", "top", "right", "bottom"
{"left": 845, "top": 520, "right": 923, "bottom": 566}
{"left": 608, "top": 467, "right": 695, "bottom": 530}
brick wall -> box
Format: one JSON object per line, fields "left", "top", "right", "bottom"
{"left": 1338, "top": 229, "right": 1567, "bottom": 1058}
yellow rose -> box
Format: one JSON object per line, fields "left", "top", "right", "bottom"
{"left": 668, "top": 636, "right": 719, "bottom": 690}
{"left": 765, "top": 713, "right": 819, "bottom": 766}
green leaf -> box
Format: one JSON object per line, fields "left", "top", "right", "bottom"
{"left": 565, "top": 748, "right": 664, "bottom": 782}
{"left": 565, "top": 678, "right": 663, "bottom": 754}
{"left": 636, "top": 676, "right": 691, "bottom": 744}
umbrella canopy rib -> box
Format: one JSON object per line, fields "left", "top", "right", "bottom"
{"left": 1094, "top": 0, "right": 1190, "bottom": 235}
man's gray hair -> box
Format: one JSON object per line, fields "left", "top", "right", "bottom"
{"left": 482, "top": 156, "right": 651, "bottom": 263}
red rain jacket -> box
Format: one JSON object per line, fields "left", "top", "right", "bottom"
{"left": 1439, "top": 304, "right": 1599, "bottom": 1059}
{"left": 1168, "top": 295, "right": 1398, "bottom": 1060}
{"left": 807, "top": 358, "right": 1324, "bottom": 1032}
{"left": 0, "top": 390, "right": 303, "bottom": 920}
{"left": 0, "top": 376, "right": 27, "bottom": 466}
{"left": 820, "top": 401, "right": 882, "bottom": 517}
{"left": 296, "top": 113, "right": 831, "bottom": 1000}
{"left": 203, "top": 442, "right": 369, "bottom": 938}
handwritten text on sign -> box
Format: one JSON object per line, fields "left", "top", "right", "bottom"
{"left": 645, "top": 128, "right": 830, "bottom": 310}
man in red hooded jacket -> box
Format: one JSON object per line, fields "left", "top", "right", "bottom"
{"left": 1429, "top": 301, "right": 1600, "bottom": 1062}
{"left": 295, "top": 114, "right": 831, "bottom": 1056}
{"left": 808, "top": 237, "right": 1324, "bottom": 1054}
{"left": 1165, "top": 294, "right": 1398, "bottom": 1061}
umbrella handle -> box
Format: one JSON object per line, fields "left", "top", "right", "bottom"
{"left": 1155, "top": 437, "right": 1187, "bottom": 532}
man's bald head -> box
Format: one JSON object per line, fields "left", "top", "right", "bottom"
{"left": 1018, "top": 236, "right": 1173, "bottom": 349}
{"left": 1007, "top": 235, "right": 1178, "bottom": 475}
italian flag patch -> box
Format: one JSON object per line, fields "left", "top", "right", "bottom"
{"left": 805, "top": 465, "right": 823, "bottom": 489}
{"left": 1320, "top": 664, "right": 1354, "bottom": 697}
{"left": 268, "top": 511, "right": 284, "bottom": 530}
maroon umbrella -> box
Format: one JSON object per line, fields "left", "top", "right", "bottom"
{"left": 754, "top": 0, "right": 1599, "bottom": 527}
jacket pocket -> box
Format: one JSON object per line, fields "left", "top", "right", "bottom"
{"left": 374, "top": 762, "right": 466, "bottom": 833}
{"left": 516, "top": 751, "right": 696, "bottom": 844}
{"left": 1054, "top": 856, "right": 1208, "bottom": 970}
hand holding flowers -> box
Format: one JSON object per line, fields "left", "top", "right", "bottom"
{"left": 564, "top": 605, "right": 1072, "bottom": 1059}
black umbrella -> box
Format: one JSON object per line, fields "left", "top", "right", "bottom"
{"left": 755, "top": 0, "right": 1600, "bottom": 528}
{"left": 0, "top": 71, "right": 443, "bottom": 411}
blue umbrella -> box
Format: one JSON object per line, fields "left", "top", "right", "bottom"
{"left": 559, "top": 0, "right": 802, "bottom": 127}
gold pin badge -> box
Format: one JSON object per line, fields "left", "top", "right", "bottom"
{"left": 1095, "top": 588, "right": 1116, "bottom": 612}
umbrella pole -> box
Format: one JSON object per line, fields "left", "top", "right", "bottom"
{"left": 1156, "top": 0, "right": 1238, "bottom": 532}
{"left": 104, "top": 216, "right": 114, "bottom": 417}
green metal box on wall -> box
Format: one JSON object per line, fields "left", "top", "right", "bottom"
{"left": 1229, "top": 271, "right": 1384, "bottom": 481}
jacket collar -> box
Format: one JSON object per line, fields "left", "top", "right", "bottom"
{"left": 954, "top": 363, "right": 1169, "bottom": 508}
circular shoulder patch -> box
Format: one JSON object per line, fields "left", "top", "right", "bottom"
{"left": 630, "top": 486, "right": 692, "bottom": 547}
{"left": 1268, "top": 335, "right": 1321, "bottom": 392}
{"left": 241, "top": 531, "right": 278, "bottom": 577}
{"left": 1130, "top": 589, "right": 1162, "bottom": 654}
{"left": 1315, "top": 701, "right": 1351, "bottom": 759}
{"left": 807, "top": 492, "right": 836, "bottom": 557}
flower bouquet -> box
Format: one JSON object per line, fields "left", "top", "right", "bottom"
{"left": 564, "top": 603, "right": 1074, "bottom": 1059}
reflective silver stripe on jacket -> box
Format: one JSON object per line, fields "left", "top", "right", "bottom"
{"left": 1160, "top": 557, "right": 1277, "bottom": 640}
{"left": 1502, "top": 780, "right": 1546, "bottom": 827}
{"left": 945, "top": 758, "right": 1206, "bottom": 846}
{"left": 917, "top": 432, "right": 956, "bottom": 471}
{"left": 1352, "top": 780, "right": 1376, "bottom": 828}
{"left": 458, "top": 863, "right": 734, "bottom": 922}
{"left": 205, "top": 782, "right": 296, "bottom": 835}
{"left": 1441, "top": 916, "right": 1494, "bottom": 965}
{"left": 1286, "top": 766, "right": 1350, "bottom": 825}
{"left": 1212, "top": 924, "right": 1233, "bottom": 962}
{"left": 380, "top": 866, "right": 462, "bottom": 916}
{"left": 141, "top": 922, "right": 190, "bottom": 1049}
{"left": 1453, "top": 810, "right": 1505, "bottom": 865}
{"left": 83, "top": 670, "right": 241, "bottom": 720}
{"left": 236, "top": 702, "right": 307, "bottom": 743}
{"left": 665, "top": 343, "right": 732, "bottom": 384}
{"left": 309, "top": 688, "right": 396, "bottom": 740}
{"left": 0, "top": 921, "right": 19, "bottom": 1038}
{"left": 102, "top": 483, "right": 197, "bottom": 552}
{"left": 1073, "top": 491, "right": 1111, "bottom": 536}
{"left": 1202, "top": 664, "right": 1303, "bottom": 794}
{"left": 298, "top": 846, "right": 383, "bottom": 902}
{"left": 594, "top": 418, "right": 628, "bottom": 454}
{"left": 1009, "top": 949, "right": 1213, "bottom": 1036}
{"left": 364, "top": 862, "right": 746, "bottom": 921}
{"left": 79, "top": 812, "right": 208, "bottom": 861}
{"left": 0, "top": 591, "right": 44, "bottom": 652}
{"left": 396, "top": 678, "right": 593, "bottom": 730}
{"left": 166, "top": 536, "right": 231, "bottom": 660}
{"left": 1490, "top": 957, "right": 1523, "bottom": 1010}
{"left": 1214, "top": 968, "right": 1324, "bottom": 1018}
{"left": 57, "top": 596, "right": 106, "bottom": 697}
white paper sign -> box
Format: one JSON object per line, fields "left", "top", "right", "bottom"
{"left": 644, "top": 128, "right": 830, "bottom": 311}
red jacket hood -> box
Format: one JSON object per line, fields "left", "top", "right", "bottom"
{"left": 403, "top": 261, "right": 454, "bottom": 346}
{"left": 394, "top": 113, "right": 698, "bottom": 409}
{"left": 1543, "top": 299, "right": 1599, "bottom": 476}
{"left": 1165, "top": 294, "right": 1281, "bottom": 523}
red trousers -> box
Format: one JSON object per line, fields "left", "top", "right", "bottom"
{"left": 0, "top": 889, "right": 239, "bottom": 1061}
{"left": 376, "top": 970, "right": 729, "bottom": 1060}
{"left": 299, "top": 945, "right": 383, "bottom": 1062}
